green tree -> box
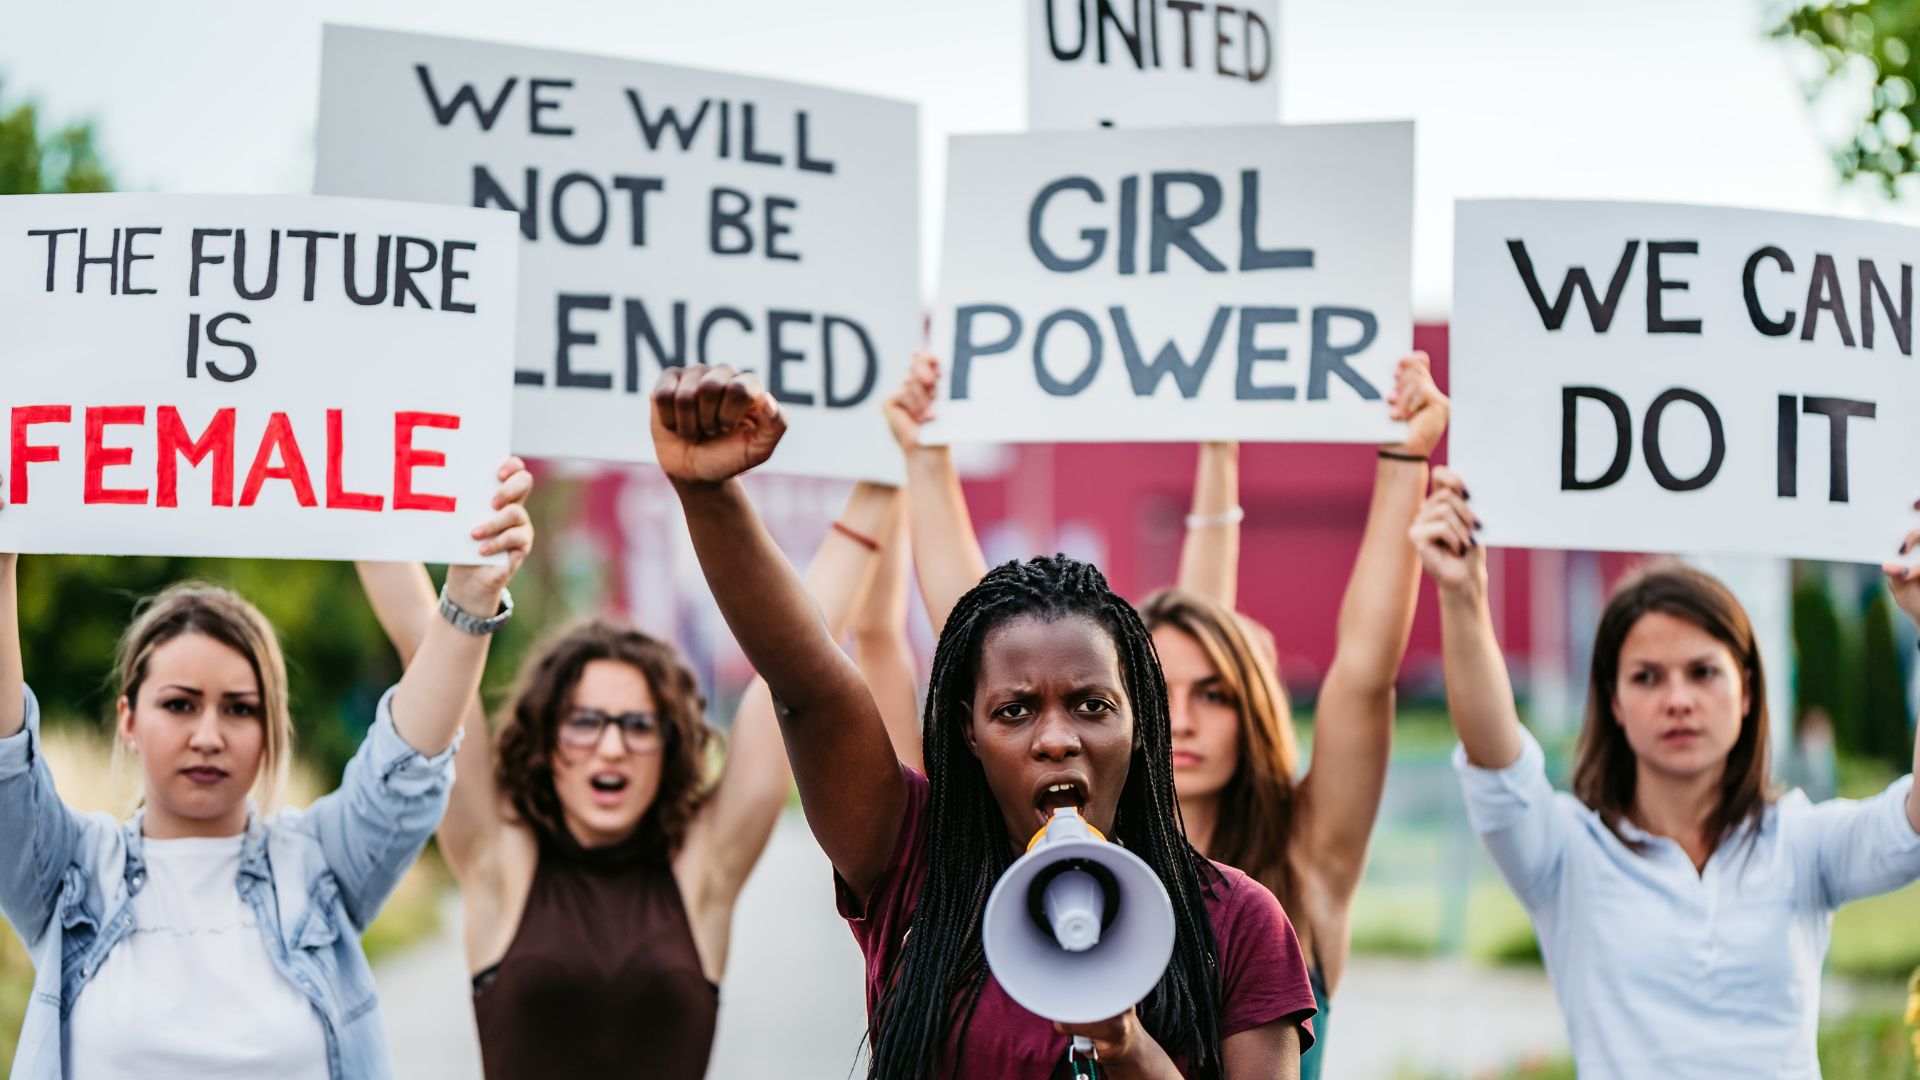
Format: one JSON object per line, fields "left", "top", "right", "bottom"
{"left": 1860, "top": 590, "right": 1913, "bottom": 770}
{"left": 0, "top": 81, "right": 111, "bottom": 194}
{"left": 1773, "top": 2, "right": 1920, "bottom": 193}
{"left": 1794, "top": 571, "right": 1861, "bottom": 748}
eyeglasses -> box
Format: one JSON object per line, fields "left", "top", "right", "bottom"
{"left": 557, "top": 708, "right": 665, "bottom": 753}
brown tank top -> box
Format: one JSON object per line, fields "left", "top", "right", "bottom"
{"left": 472, "top": 832, "right": 718, "bottom": 1080}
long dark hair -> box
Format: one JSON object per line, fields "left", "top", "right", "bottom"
{"left": 1572, "top": 564, "right": 1772, "bottom": 853}
{"left": 868, "top": 555, "right": 1226, "bottom": 1079}
{"left": 1138, "top": 589, "right": 1299, "bottom": 910}
{"left": 494, "top": 620, "right": 712, "bottom": 858}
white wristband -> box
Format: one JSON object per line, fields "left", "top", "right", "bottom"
{"left": 1185, "top": 506, "right": 1245, "bottom": 529}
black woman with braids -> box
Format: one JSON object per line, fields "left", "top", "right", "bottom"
{"left": 652, "top": 364, "right": 1316, "bottom": 1079}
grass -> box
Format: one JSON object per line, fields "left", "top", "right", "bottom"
{"left": 1399, "top": 1010, "right": 1918, "bottom": 1079}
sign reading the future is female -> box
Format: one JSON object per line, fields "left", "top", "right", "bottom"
{"left": 1452, "top": 199, "right": 1920, "bottom": 565}
{"left": 315, "top": 26, "right": 919, "bottom": 484}
{"left": 925, "top": 121, "right": 1411, "bottom": 446}
{"left": 0, "top": 193, "right": 517, "bottom": 563}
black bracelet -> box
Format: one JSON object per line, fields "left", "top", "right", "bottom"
{"left": 1378, "top": 449, "right": 1428, "bottom": 463}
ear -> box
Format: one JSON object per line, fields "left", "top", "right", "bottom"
{"left": 958, "top": 701, "right": 981, "bottom": 759}
{"left": 116, "top": 695, "right": 135, "bottom": 746}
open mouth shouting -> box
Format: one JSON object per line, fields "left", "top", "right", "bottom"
{"left": 1031, "top": 773, "right": 1090, "bottom": 834}
{"left": 588, "top": 771, "right": 631, "bottom": 806}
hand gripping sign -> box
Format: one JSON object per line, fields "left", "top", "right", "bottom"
{"left": 1451, "top": 199, "right": 1920, "bottom": 565}
{"left": 0, "top": 193, "right": 517, "bottom": 563}
{"left": 315, "top": 25, "right": 919, "bottom": 485}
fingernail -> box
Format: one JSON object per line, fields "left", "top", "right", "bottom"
{"left": 1474, "top": 519, "right": 1484, "bottom": 530}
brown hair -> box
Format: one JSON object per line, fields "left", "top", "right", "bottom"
{"left": 1138, "top": 588, "right": 1299, "bottom": 905}
{"left": 1572, "top": 563, "right": 1772, "bottom": 852}
{"left": 495, "top": 620, "right": 712, "bottom": 857}
{"left": 116, "top": 582, "right": 292, "bottom": 812}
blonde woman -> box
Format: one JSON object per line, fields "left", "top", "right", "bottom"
{"left": 0, "top": 459, "right": 532, "bottom": 1079}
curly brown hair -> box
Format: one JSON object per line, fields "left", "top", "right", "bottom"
{"left": 495, "top": 620, "right": 712, "bottom": 858}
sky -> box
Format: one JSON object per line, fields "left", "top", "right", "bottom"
{"left": 2, "top": 0, "right": 1912, "bottom": 317}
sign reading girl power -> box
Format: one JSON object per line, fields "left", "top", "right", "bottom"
{"left": 1029, "top": 0, "right": 1281, "bottom": 129}
{"left": 925, "top": 121, "right": 1411, "bottom": 446}
{"left": 1453, "top": 200, "right": 1920, "bottom": 565}
{"left": 315, "top": 26, "right": 919, "bottom": 484}
{"left": 0, "top": 194, "right": 517, "bottom": 563}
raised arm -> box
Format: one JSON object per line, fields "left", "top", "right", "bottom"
{"left": 0, "top": 482, "right": 17, "bottom": 739}
{"left": 1175, "top": 443, "right": 1242, "bottom": 607}
{"left": 653, "top": 365, "right": 905, "bottom": 900}
{"left": 0, "top": 478, "right": 96, "bottom": 943}
{"left": 1411, "top": 467, "right": 1522, "bottom": 770}
{"left": 388, "top": 459, "right": 533, "bottom": 758}
{"left": 1881, "top": 531, "right": 1920, "bottom": 832}
{"left": 686, "top": 479, "right": 901, "bottom": 928}
{"left": 355, "top": 560, "right": 500, "bottom": 882}
{"left": 852, "top": 511, "right": 923, "bottom": 768}
{"left": 889, "top": 351, "right": 989, "bottom": 636}
{"left": 1296, "top": 353, "right": 1449, "bottom": 899}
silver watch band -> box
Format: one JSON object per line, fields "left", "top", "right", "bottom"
{"left": 439, "top": 584, "right": 513, "bottom": 635}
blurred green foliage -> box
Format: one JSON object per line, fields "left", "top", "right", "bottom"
{"left": 1773, "top": 1, "right": 1920, "bottom": 192}
{"left": 17, "top": 475, "right": 575, "bottom": 781}
{"left": 0, "top": 81, "right": 110, "bottom": 195}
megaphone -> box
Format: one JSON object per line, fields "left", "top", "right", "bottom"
{"left": 981, "top": 806, "right": 1176, "bottom": 1033}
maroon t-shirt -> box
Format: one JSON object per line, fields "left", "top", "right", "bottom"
{"left": 837, "top": 766, "right": 1317, "bottom": 1078}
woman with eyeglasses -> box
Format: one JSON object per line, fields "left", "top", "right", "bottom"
{"left": 352, "top": 478, "right": 898, "bottom": 1080}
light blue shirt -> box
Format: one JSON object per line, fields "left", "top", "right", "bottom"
{"left": 1455, "top": 728, "right": 1920, "bottom": 1079}
{"left": 0, "top": 684, "right": 456, "bottom": 1080}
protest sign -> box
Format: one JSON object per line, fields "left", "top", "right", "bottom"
{"left": 1028, "top": 0, "right": 1280, "bottom": 129}
{"left": 1452, "top": 199, "right": 1920, "bottom": 565}
{"left": 925, "top": 121, "right": 1411, "bottom": 446}
{"left": 0, "top": 193, "right": 518, "bottom": 562}
{"left": 315, "top": 25, "right": 919, "bottom": 484}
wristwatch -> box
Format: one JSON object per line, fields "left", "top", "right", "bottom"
{"left": 439, "top": 583, "right": 514, "bottom": 635}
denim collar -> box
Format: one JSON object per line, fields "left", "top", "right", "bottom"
{"left": 119, "top": 804, "right": 273, "bottom": 893}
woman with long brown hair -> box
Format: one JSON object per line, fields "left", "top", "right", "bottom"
{"left": 1413, "top": 465, "right": 1920, "bottom": 1078}
{"left": 353, "top": 478, "right": 900, "bottom": 1079}
{"left": 888, "top": 348, "right": 1450, "bottom": 1079}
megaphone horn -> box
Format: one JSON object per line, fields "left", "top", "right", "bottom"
{"left": 981, "top": 806, "right": 1176, "bottom": 1027}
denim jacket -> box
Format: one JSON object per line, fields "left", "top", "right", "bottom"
{"left": 0, "top": 684, "right": 457, "bottom": 1079}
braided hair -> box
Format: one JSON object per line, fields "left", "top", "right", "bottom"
{"left": 867, "top": 554, "right": 1227, "bottom": 1079}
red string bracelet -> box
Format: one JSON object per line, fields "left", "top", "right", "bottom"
{"left": 832, "top": 521, "right": 882, "bottom": 552}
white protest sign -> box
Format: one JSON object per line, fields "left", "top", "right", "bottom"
{"left": 1452, "top": 199, "right": 1920, "bottom": 565}
{"left": 0, "top": 193, "right": 517, "bottom": 563}
{"left": 925, "top": 121, "right": 1411, "bottom": 445}
{"left": 1028, "top": 0, "right": 1280, "bottom": 129}
{"left": 315, "top": 26, "right": 918, "bottom": 484}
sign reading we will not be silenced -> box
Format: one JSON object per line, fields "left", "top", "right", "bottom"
{"left": 315, "top": 26, "right": 919, "bottom": 485}
{"left": 926, "top": 121, "right": 1411, "bottom": 446}
{"left": 1029, "top": 0, "right": 1280, "bottom": 129}
{"left": 1452, "top": 200, "right": 1920, "bottom": 565}
{"left": 0, "top": 194, "right": 517, "bottom": 563}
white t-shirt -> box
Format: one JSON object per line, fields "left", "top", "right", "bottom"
{"left": 65, "top": 834, "right": 331, "bottom": 1080}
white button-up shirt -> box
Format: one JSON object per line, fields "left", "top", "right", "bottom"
{"left": 1455, "top": 728, "right": 1920, "bottom": 1079}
